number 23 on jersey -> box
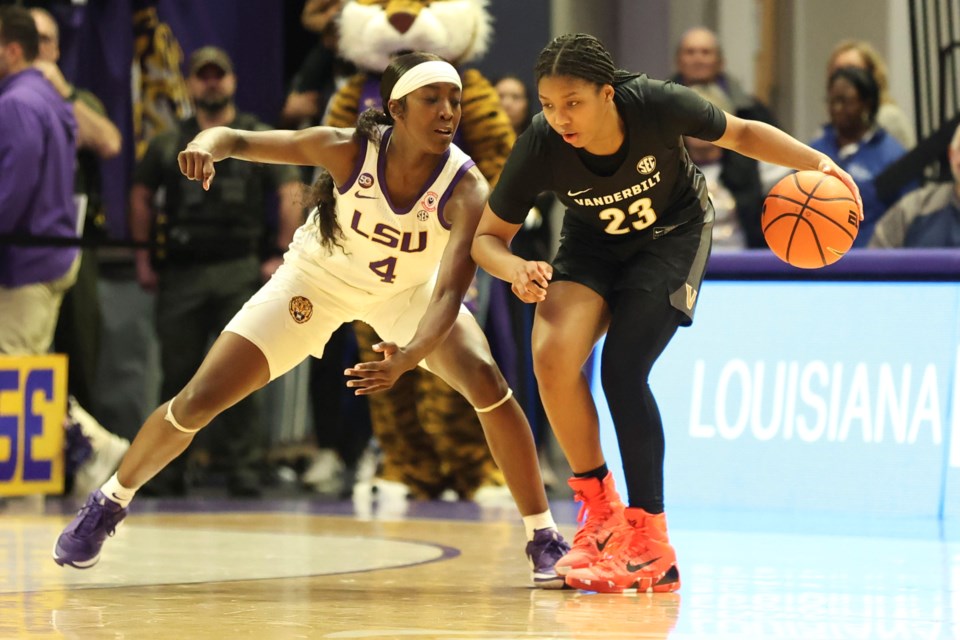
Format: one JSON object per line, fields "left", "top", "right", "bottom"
{"left": 599, "top": 197, "right": 657, "bottom": 235}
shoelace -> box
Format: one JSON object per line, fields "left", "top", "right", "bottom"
{"left": 571, "top": 497, "right": 615, "bottom": 547}
{"left": 75, "top": 501, "right": 120, "bottom": 537}
{"left": 536, "top": 534, "right": 569, "bottom": 560}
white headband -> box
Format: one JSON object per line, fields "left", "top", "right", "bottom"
{"left": 389, "top": 60, "right": 462, "bottom": 101}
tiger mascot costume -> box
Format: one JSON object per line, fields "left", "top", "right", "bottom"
{"left": 324, "top": 0, "right": 516, "bottom": 500}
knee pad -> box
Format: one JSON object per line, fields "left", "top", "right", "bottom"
{"left": 474, "top": 388, "right": 513, "bottom": 414}
{"left": 164, "top": 397, "right": 202, "bottom": 433}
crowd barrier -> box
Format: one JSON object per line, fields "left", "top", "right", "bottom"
{"left": 593, "top": 249, "right": 960, "bottom": 520}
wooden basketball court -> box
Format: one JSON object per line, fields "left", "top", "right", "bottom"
{"left": 1, "top": 495, "right": 955, "bottom": 639}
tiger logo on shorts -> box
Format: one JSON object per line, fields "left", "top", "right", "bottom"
{"left": 289, "top": 296, "right": 313, "bottom": 324}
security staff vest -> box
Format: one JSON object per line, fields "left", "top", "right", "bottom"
{"left": 144, "top": 113, "right": 282, "bottom": 264}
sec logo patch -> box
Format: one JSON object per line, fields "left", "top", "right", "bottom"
{"left": 636, "top": 155, "right": 657, "bottom": 175}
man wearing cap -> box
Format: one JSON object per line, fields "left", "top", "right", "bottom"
{"left": 129, "top": 46, "right": 302, "bottom": 496}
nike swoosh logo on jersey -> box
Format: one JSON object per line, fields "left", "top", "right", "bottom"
{"left": 567, "top": 188, "right": 592, "bottom": 197}
{"left": 355, "top": 191, "right": 379, "bottom": 200}
{"left": 596, "top": 532, "right": 614, "bottom": 552}
{"left": 652, "top": 224, "right": 679, "bottom": 239}
{"left": 625, "top": 557, "right": 661, "bottom": 572}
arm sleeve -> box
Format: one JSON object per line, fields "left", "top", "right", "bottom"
{"left": 487, "top": 124, "right": 552, "bottom": 224}
{"left": 651, "top": 80, "right": 728, "bottom": 143}
{"left": 0, "top": 103, "right": 43, "bottom": 234}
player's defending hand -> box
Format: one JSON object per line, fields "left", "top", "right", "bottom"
{"left": 344, "top": 342, "right": 417, "bottom": 395}
{"left": 178, "top": 145, "right": 217, "bottom": 191}
{"left": 510, "top": 260, "right": 552, "bottom": 303}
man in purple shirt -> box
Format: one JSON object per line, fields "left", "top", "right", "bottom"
{"left": 0, "top": 6, "right": 77, "bottom": 355}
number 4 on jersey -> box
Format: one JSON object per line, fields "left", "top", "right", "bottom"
{"left": 369, "top": 256, "right": 398, "bottom": 283}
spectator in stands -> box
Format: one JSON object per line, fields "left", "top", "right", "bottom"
{"left": 684, "top": 85, "right": 761, "bottom": 250}
{"left": 495, "top": 74, "right": 533, "bottom": 135}
{"left": 810, "top": 66, "right": 910, "bottom": 247}
{"left": 129, "top": 46, "right": 302, "bottom": 496}
{"left": 33, "top": 6, "right": 120, "bottom": 409}
{"left": 870, "top": 122, "right": 960, "bottom": 248}
{"left": 494, "top": 75, "right": 556, "bottom": 266}
{"left": 30, "top": 6, "right": 129, "bottom": 497}
{"left": 279, "top": 0, "right": 370, "bottom": 497}
{"left": 828, "top": 39, "right": 915, "bottom": 149}
{"left": 672, "top": 26, "right": 777, "bottom": 128}
{"left": 0, "top": 6, "right": 77, "bottom": 355}
{"left": 671, "top": 26, "right": 770, "bottom": 247}
{"left": 684, "top": 135, "right": 747, "bottom": 250}
{"left": 279, "top": 0, "right": 352, "bottom": 129}
{"left": 494, "top": 72, "right": 561, "bottom": 491}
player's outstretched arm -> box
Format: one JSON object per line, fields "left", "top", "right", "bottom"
{"left": 714, "top": 113, "right": 863, "bottom": 216}
{"left": 178, "top": 126, "right": 356, "bottom": 190}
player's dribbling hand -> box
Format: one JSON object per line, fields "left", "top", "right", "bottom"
{"left": 178, "top": 145, "right": 217, "bottom": 190}
{"left": 510, "top": 260, "right": 552, "bottom": 303}
{"left": 343, "top": 342, "right": 415, "bottom": 395}
{"left": 817, "top": 158, "right": 863, "bottom": 220}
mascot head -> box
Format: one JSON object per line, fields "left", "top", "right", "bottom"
{"left": 338, "top": 0, "right": 493, "bottom": 72}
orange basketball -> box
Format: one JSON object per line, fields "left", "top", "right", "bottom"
{"left": 761, "top": 171, "right": 859, "bottom": 269}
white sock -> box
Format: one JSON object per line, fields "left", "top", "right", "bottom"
{"left": 100, "top": 473, "right": 136, "bottom": 507}
{"left": 523, "top": 511, "right": 558, "bottom": 541}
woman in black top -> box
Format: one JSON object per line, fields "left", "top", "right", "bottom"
{"left": 473, "top": 33, "right": 861, "bottom": 594}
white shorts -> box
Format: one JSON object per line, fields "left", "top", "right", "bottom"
{"left": 222, "top": 262, "right": 470, "bottom": 380}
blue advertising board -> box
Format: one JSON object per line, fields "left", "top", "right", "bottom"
{"left": 593, "top": 282, "right": 958, "bottom": 518}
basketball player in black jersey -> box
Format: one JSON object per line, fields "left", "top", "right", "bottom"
{"left": 473, "top": 33, "right": 862, "bottom": 593}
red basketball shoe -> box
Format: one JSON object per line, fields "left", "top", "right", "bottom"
{"left": 554, "top": 472, "right": 627, "bottom": 576}
{"left": 564, "top": 507, "right": 680, "bottom": 593}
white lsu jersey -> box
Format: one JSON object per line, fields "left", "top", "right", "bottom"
{"left": 286, "top": 126, "right": 476, "bottom": 296}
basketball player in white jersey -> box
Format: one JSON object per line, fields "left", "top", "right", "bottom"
{"left": 54, "top": 52, "right": 570, "bottom": 588}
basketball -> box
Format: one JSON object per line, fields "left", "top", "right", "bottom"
{"left": 761, "top": 171, "right": 859, "bottom": 269}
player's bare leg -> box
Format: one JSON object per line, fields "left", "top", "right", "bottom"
{"left": 529, "top": 282, "right": 630, "bottom": 578}
{"left": 54, "top": 332, "right": 270, "bottom": 568}
{"left": 116, "top": 332, "right": 270, "bottom": 488}
{"left": 427, "top": 314, "right": 569, "bottom": 588}
{"left": 530, "top": 281, "right": 609, "bottom": 473}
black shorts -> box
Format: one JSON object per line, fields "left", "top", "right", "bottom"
{"left": 551, "top": 208, "right": 714, "bottom": 326}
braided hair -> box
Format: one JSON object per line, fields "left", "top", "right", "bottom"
{"left": 310, "top": 51, "right": 446, "bottom": 253}
{"left": 534, "top": 33, "right": 639, "bottom": 88}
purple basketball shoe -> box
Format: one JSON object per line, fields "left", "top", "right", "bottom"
{"left": 53, "top": 490, "right": 127, "bottom": 568}
{"left": 526, "top": 528, "right": 571, "bottom": 589}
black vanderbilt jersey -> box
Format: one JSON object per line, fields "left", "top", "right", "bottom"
{"left": 489, "top": 75, "right": 726, "bottom": 243}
